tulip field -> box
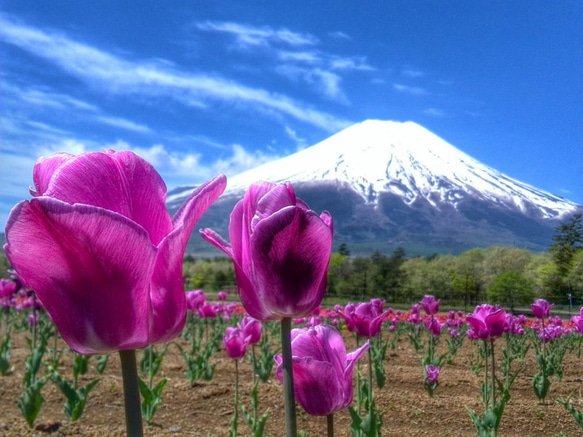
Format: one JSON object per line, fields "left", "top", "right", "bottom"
{"left": 0, "top": 288, "right": 582, "bottom": 436}
{"left": 2, "top": 151, "right": 582, "bottom": 437}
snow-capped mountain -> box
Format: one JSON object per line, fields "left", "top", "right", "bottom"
{"left": 169, "top": 120, "right": 581, "bottom": 255}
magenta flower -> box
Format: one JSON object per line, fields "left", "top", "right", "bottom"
{"left": 237, "top": 314, "right": 262, "bottom": 345}
{"left": 198, "top": 302, "right": 218, "bottom": 318}
{"left": 424, "top": 316, "right": 444, "bottom": 336}
{"left": 466, "top": 304, "right": 507, "bottom": 341}
{"left": 341, "top": 300, "right": 391, "bottom": 338}
{"left": 4, "top": 150, "right": 226, "bottom": 354}
{"left": 217, "top": 291, "right": 228, "bottom": 301}
{"left": 571, "top": 307, "right": 583, "bottom": 334}
{"left": 420, "top": 295, "right": 440, "bottom": 316}
{"left": 185, "top": 289, "right": 207, "bottom": 312}
{"left": 531, "top": 299, "right": 554, "bottom": 320}
{"left": 274, "top": 325, "right": 369, "bottom": 416}
{"left": 223, "top": 327, "right": 250, "bottom": 359}
{"left": 425, "top": 364, "right": 440, "bottom": 384}
{"left": 200, "top": 181, "right": 333, "bottom": 321}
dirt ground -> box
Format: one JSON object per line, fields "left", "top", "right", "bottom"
{"left": 0, "top": 324, "right": 582, "bottom": 437}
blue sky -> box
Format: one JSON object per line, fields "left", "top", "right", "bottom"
{"left": 1, "top": 1, "right": 582, "bottom": 230}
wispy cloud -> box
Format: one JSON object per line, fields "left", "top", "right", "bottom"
{"left": 96, "top": 116, "right": 152, "bottom": 133}
{"left": 423, "top": 107, "right": 447, "bottom": 117}
{"left": 393, "top": 83, "right": 428, "bottom": 96}
{"left": 195, "top": 20, "right": 374, "bottom": 103}
{"left": 1, "top": 16, "right": 350, "bottom": 132}
{"left": 195, "top": 21, "right": 318, "bottom": 48}
{"left": 401, "top": 69, "right": 425, "bottom": 78}
{"left": 276, "top": 65, "right": 346, "bottom": 102}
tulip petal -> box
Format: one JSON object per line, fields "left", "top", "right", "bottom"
{"left": 43, "top": 150, "right": 173, "bottom": 245}
{"left": 291, "top": 326, "right": 346, "bottom": 373}
{"left": 31, "top": 152, "right": 73, "bottom": 196}
{"left": 291, "top": 357, "right": 343, "bottom": 416}
{"left": 229, "top": 182, "right": 276, "bottom": 269}
{"left": 251, "top": 207, "right": 332, "bottom": 318}
{"left": 151, "top": 175, "right": 227, "bottom": 343}
{"left": 4, "top": 198, "right": 156, "bottom": 354}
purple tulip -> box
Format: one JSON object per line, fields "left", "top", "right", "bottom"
{"left": 420, "top": 295, "right": 440, "bottom": 316}
{"left": 425, "top": 364, "right": 440, "bottom": 384}
{"left": 4, "top": 150, "right": 226, "bottom": 354}
{"left": 531, "top": 299, "right": 553, "bottom": 320}
{"left": 341, "top": 300, "right": 391, "bottom": 338}
{"left": 223, "top": 327, "right": 250, "bottom": 359}
{"left": 466, "top": 304, "right": 507, "bottom": 341}
{"left": 237, "top": 314, "right": 262, "bottom": 344}
{"left": 274, "top": 325, "right": 369, "bottom": 416}
{"left": 198, "top": 302, "right": 218, "bottom": 318}
{"left": 424, "top": 316, "right": 443, "bottom": 336}
{"left": 200, "top": 181, "right": 333, "bottom": 321}
{"left": 217, "top": 291, "right": 228, "bottom": 301}
{"left": 185, "top": 289, "right": 207, "bottom": 312}
{"left": 571, "top": 307, "right": 583, "bottom": 335}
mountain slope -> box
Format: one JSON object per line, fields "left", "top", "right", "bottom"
{"left": 169, "top": 120, "right": 581, "bottom": 255}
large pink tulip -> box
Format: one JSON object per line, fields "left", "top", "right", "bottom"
{"left": 4, "top": 150, "right": 226, "bottom": 354}
{"left": 466, "top": 304, "right": 507, "bottom": 340}
{"left": 274, "top": 325, "right": 369, "bottom": 416}
{"left": 200, "top": 181, "right": 333, "bottom": 321}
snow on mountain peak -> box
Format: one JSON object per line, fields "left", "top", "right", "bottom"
{"left": 223, "top": 120, "right": 578, "bottom": 219}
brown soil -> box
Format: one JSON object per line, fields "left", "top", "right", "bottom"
{"left": 0, "top": 325, "right": 581, "bottom": 437}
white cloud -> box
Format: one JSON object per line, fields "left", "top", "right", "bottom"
{"left": 276, "top": 65, "right": 346, "bottom": 102}
{"left": 393, "top": 83, "right": 428, "bottom": 96}
{"left": 195, "top": 21, "right": 318, "bottom": 48}
{"left": 96, "top": 116, "right": 152, "bottom": 133}
{"left": 402, "top": 69, "right": 424, "bottom": 78}
{"left": 285, "top": 126, "right": 308, "bottom": 150}
{"left": 328, "top": 31, "right": 351, "bottom": 40}
{"left": 1, "top": 16, "right": 350, "bottom": 132}
{"left": 423, "top": 107, "right": 447, "bottom": 117}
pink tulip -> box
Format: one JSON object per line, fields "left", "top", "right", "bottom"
{"left": 420, "top": 295, "right": 440, "bottom": 316}
{"left": 274, "top": 325, "right": 369, "bottom": 416}
{"left": 341, "top": 300, "right": 391, "bottom": 338}
{"left": 4, "top": 150, "right": 226, "bottom": 354}
{"left": 466, "top": 304, "right": 507, "bottom": 341}
{"left": 424, "top": 316, "right": 443, "bottom": 336}
{"left": 217, "top": 291, "right": 228, "bottom": 301}
{"left": 571, "top": 308, "right": 583, "bottom": 334}
{"left": 237, "top": 314, "right": 262, "bottom": 344}
{"left": 531, "top": 299, "right": 554, "bottom": 319}
{"left": 425, "top": 364, "right": 440, "bottom": 384}
{"left": 200, "top": 181, "right": 333, "bottom": 321}
{"left": 223, "top": 327, "right": 250, "bottom": 359}
{"left": 185, "top": 289, "right": 207, "bottom": 312}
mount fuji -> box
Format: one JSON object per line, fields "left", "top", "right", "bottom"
{"left": 169, "top": 120, "right": 582, "bottom": 256}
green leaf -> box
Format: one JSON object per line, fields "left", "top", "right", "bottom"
{"left": 18, "top": 377, "right": 47, "bottom": 428}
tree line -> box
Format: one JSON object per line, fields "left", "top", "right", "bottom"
{"left": 1, "top": 214, "right": 580, "bottom": 311}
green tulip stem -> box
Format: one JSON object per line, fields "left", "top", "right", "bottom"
{"left": 327, "top": 413, "right": 334, "bottom": 437}
{"left": 119, "top": 349, "right": 143, "bottom": 437}
{"left": 368, "top": 343, "right": 374, "bottom": 407}
{"left": 281, "top": 317, "right": 297, "bottom": 437}
{"left": 235, "top": 358, "right": 239, "bottom": 409}
{"left": 490, "top": 339, "right": 496, "bottom": 406}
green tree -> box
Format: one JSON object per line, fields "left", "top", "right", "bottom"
{"left": 551, "top": 213, "right": 583, "bottom": 277}
{"left": 487, "top": 271, "right": 535, "bottom": 313}
{"left": 550, "top": 213, "right": 583, "bottom": 303}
